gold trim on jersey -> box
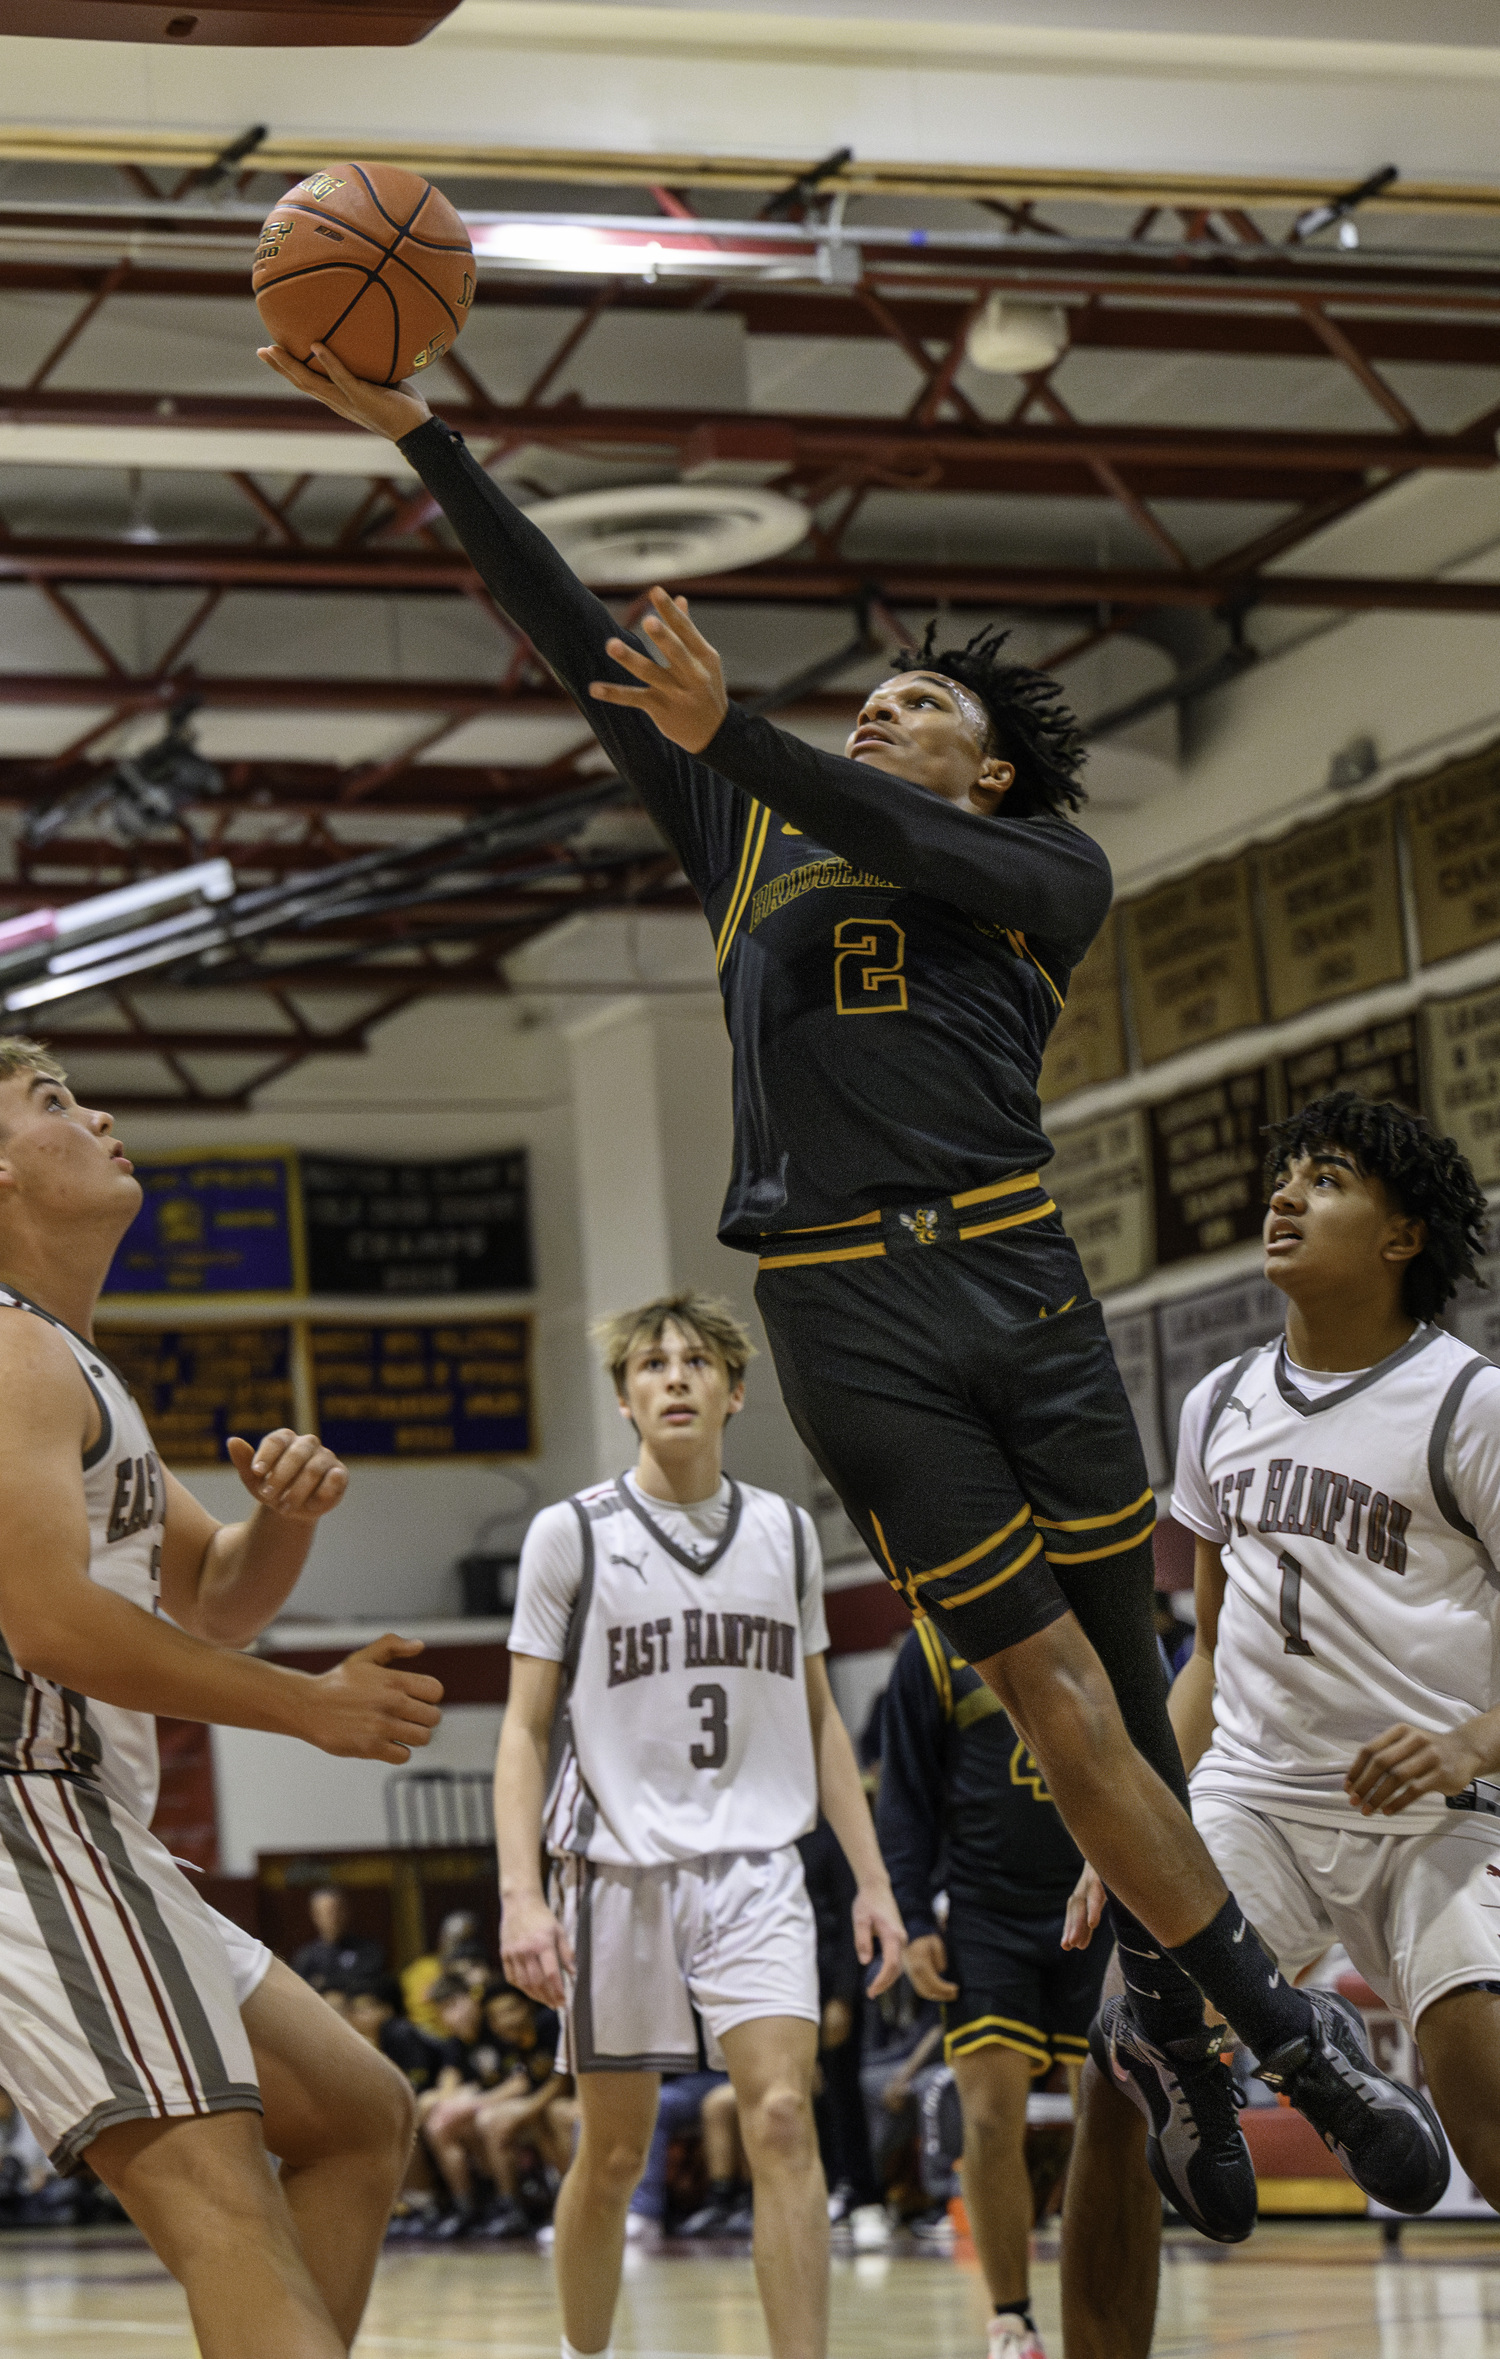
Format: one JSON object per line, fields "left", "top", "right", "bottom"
{"left": 957, "top": 1197, "right": 1057, "bottom": 1242}
{"left": 1034, "top": 1486, "right": 1154, "bottom": 1535}
{"left": 944, "top": 2014, "right": 1051, "bottom": 2069}
{"left": 715, "top": 801, "right": 771, "bottom": 972}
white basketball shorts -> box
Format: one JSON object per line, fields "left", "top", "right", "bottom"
{"left": 553, "top": 1845, "right": 819, "bottom": 2072}
{"left": 0, "top": 1774, "right": 272, "bottom": 2172}
{"left": 1192, "top": 1791, "right": 1500, "bottom": 2031}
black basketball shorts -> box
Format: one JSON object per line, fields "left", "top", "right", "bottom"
{"left": 942, "top": 1896, "right": 1108, "bottom": 2073}
{"left": 755, "top": 1196, "right": 1155, "bottom": 1666}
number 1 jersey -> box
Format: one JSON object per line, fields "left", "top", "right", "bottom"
{"left": 1173, "top": 1325, "right": 1500, "bottom": 1832}
{"left": 511, "top": 1473, "right": 829, "bottom": 1868}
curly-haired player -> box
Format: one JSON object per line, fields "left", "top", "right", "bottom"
{"left": 263, "top": 342, "right": 1450, "bottom": 2277}
{"left": 1063, "top": 1091, "right": 1497, "bottom": 2355}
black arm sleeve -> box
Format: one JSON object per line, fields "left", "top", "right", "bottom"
{"left": 701, "top": 700, "right": 1113, "bottom": 961}
{"left": 396, "top": 416, "right": 748, "bottom": 902}
{"left": 874, "top": 1637, "right": 948, "bottom": 1943}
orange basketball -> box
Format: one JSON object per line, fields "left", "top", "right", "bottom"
{"left": 252, "top": 162, "right": 474, "bottom": 386}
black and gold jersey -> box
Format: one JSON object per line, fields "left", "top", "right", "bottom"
{"left": 399, "top": 419, "right": 1113, "bottom": 1248}
{"left": 875, "top": 1620, "right": 1087, "bottom": 1934}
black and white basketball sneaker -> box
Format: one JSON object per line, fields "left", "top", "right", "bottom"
{"left": 1090, "top": 1996, "right": 1257, "bottom": 2244}
{"left": 1255, "top": 1990, "right": 1449, "bottom": 2215}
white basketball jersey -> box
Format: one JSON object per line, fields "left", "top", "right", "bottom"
{"left": 524, "top": 1475, "right": 822, "bottom": 1869}
{"left": 1176, "top": 1325, "right": 1500, "bottom": 1832}
{"left": 0, "top": 1290, "right": 164, "bottom": 1825}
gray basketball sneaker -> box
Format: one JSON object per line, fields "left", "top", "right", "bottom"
{"left": 1090, "top": 1996, "right": 1257, "bottom": 2244}
{"left": 1255, "top": 1990, "right": 1449, "bottom": 2215}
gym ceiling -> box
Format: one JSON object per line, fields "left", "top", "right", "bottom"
{"left": 2, "top": 0, "right": 1499, "bottom": 1106}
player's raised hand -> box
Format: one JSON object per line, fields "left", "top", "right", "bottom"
{"left": 501, "top": 1889, "right": 575, "bottom": 2011}
{"left": 854, "top": 1879, "right": 907, "bottom": 1998}
{"left": 306, "top": 1633, "right": 444, "bottom": 1763}
{"left": 1062, "top": 1861, "right": 1106, "bottom": 1951}
{"left": 257, "top": 339, "right": 431, "bottom": 441}
{"left": 902, "top": 1930, "right": 959, "bottom": 2003}
{"left": 1345, "top": 1720, "right": 1482, "bottom": 1816}
{"left": 591, "top": 587, "right": 730, "bottom": 755}
{"left": 228, "top": 1429, "right": 348, "bottom": 1523}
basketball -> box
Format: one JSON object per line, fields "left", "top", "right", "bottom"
{"left": 252, "top": 161, "right": 474, "bottom": 386}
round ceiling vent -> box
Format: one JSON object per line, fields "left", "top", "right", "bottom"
{"left": 966, "top": 297, "right": 1068, "bottom": 376}
{"left": 522, "top": 482, "right": 810, "bottom": 584}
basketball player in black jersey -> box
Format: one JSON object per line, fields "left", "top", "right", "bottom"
{"left": 264, "top": 337, "right": 1447, "bottom": 2240}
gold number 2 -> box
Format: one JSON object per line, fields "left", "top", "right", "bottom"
{"left": 833, "top": 917, "right": 908, "bottom": 1014}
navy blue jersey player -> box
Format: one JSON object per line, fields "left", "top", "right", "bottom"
{"left": 262, "top": 335, "right": 1450, "bottom": 2244}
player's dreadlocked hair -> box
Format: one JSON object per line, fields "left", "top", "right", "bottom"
{"left": 896, "top": 621, "right": 1089, "bottom": 819}
{"left": 1262, "top": 1090, "right": 1490, "bottom": 1323}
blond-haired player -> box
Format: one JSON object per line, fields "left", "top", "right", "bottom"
{"left": 496, "top": 1290, "right": 904, "bottom": 2359}
{"left": 0, "top": 1038, "right": 445, "bottom": 2359}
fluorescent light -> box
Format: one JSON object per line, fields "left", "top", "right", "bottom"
{"left": 54, "top": 860, "right": 235, "bottom": 946}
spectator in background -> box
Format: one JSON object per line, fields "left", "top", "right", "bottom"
{"left": 291, "top": 1885, "right": 385, "bottom": 1993}
{"left": 878, "top": 1620, "right": 1110, "bottom": 2359}
{"left": 797, "top": 1814, "right": 885, "bottom": 2245}
{"left": 624, "top": 2072, "right": 729, "bottom": 2243}
{"left": 403, "top": 1909, "right": 489, "bottom": 2038}
{"left": 346, "top": 1977, "right": 443, "bottom": 2096}
{"left": 1152, "top": 1590, "right": 1195, "bottom": 1683}
{"left": 420, "top": 1974, "right": 561, "bottom": 2238}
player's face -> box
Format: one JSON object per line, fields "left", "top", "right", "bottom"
{"left": 1263, "top": 1148, "right": 1423, "bottom": 1301}
{"left": 0, "top": 1069, "right": 140, "bottom": 1234}
{"left": 844, "top": 673, "right": 1016, "bottom": 812}
{"left": 619, "top": 1319, "right": 745, "bottom": 1444}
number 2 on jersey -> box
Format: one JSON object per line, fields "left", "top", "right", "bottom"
{"left": 689, "top": 1682, "right": 728, "bottom": 1769}
{"left": 1277, "top": 1549, "right": 1315, "bottom": 1657}
{"left": 833, "top": 918, "right": 907, "bottom": 1014}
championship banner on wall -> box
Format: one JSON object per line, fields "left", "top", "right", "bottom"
{"left": 97, "top": 1324, "right": 298, "bottom": 1464}
{"left": 1037, "top": 911, "right": 1126, "bottom": 1105}
{"left": 307, "top": 1317, "right": 533, "bottom": 1459}
{"left": 1281, "top": 1016, "right": 1421, "bottom": 1118}
{"left": 1150, "top": 1068, "right": 1270, "bottom": 1265}
{"left": 1424, "top": 985, "right": 1500, "bottom": 1188}
{"left": 1402, "top": 745, "right": 1500, "bottom": 967}
{"left": 1157, "top": 1273, "right": 1286, "bottom": 1466}
{"left": 1121, "top": 856, "right": 1262, "bottom": 1068}
{"left": 1256, "top": 801, "right": 1405, "bottom": 1022}
{"left": 103, "top": 1147, "right": 303, "bottom": 1298}
{"left": 1046, "top": 1107, "right": 1152, "bottom": 1294}
{"left": 1101, "top": 1305, "right": 1168, "bottom": 1490}
{"left": 300, "top": 1151, "right": 533, "bottom": 1296}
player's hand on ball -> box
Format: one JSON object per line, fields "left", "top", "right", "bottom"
{"left": 590, "top": 588, "right": 731, "bottom": 755}
{"left": 1062, "top": 1862, "right": 1106, "bottom": 1951}
{"left": 854, "top": 1878, "right": 907, "bottom": 1998}
{"left": 228, "top": 1430, "right": 347, "bottom": 1523}
{"left": 902, "top": 1931, "right": 959, "bottom": 2003}
{"left": 307, "top": 1634, "right": 443, "bottom": 1764}
{"left": 501, "top": 1890, "right": 574, "bottom": 2010}
{"left": 1345, "top": 1721, "right": 1482, "bottom": 1816}
{"left": 257, "top": 340, "right": 430, "bottom": 441}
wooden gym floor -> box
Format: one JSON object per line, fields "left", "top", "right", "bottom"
{"left": 2, "top": 2222, "right": 1499, "bottom": 2356}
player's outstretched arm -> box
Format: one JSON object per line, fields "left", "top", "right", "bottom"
{"left": 159, "top": 1429, "right": 348, "bottom": 1648}
{"left": 1345, "top": 1709, "right": 1500, "bottom": 1817}
{"left": 804, "top": 1652, "right": 905, "bottom": 1996}
{"left": 495, "top": 1652, "right": 574, "bottom": 2009}
{"left": 257, "top": 342, "right": 744, "bottom": 904}
{"left": 591, "top": 586, "right": 1113, "bottom": 955}
{"left": 0, "top": 1319, "right": 441, "bottom": 1762}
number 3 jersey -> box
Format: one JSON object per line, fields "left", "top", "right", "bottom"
{"left": 511, "top": 1472, "right": 830, "bottom": 1868}
{"left": 1173, "top": 1324, "right": 1500, "bottom": 1833}
{"left": 0, "top": 1290, "right": 165, "bottom": 1825}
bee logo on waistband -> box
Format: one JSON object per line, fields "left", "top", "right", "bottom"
{"left": 298, "top": 173, "right": 345, "bottom": 202}
{"left": 900, "top": 1209, "right": 940, "bottom": 1245}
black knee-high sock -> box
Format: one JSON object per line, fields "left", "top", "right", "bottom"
{"left": 1105, "top": 1893, "right": 1213, "bottom": 2051}
{"left": 1167, "top": 1895, "right": 1314, "bottom": 2064}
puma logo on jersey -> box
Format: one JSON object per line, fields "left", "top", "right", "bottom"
{"left": 610, "top": 1553, "right": 647, "bottom": 1581}
{"left": 1225, "top": 1396, "right": 1253, "bottom": 1428}
{"left": 106, "top": 1453, "right": 163, "bottom": 1544}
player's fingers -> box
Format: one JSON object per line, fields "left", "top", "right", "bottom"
{"left": 226, "top": 1435, "right": 256, "bottom": 1481}
{"left": 272, "top": 1454, "right": 346, "bottom": 1515}
{"left": 309, "top": 340, "right": 363, "bottom": 394}
{"left": 589, "top": 683, "right": 656, "bottom": 708}
{"left": 654, "top": 584, "right": 716, "bottom": 657}
{"left": 601, "top": 635, "right": 663, "bottom": 683}
{"left": 390, "top": 1679, "right": 444, "bottom": 1716}
{"left": 359, "top": 1632, "right": 427, "bottom": 1665}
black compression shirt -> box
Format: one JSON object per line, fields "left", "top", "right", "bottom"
{"left": 398, "top": 418, "right": 1113, "bottom": 1248}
